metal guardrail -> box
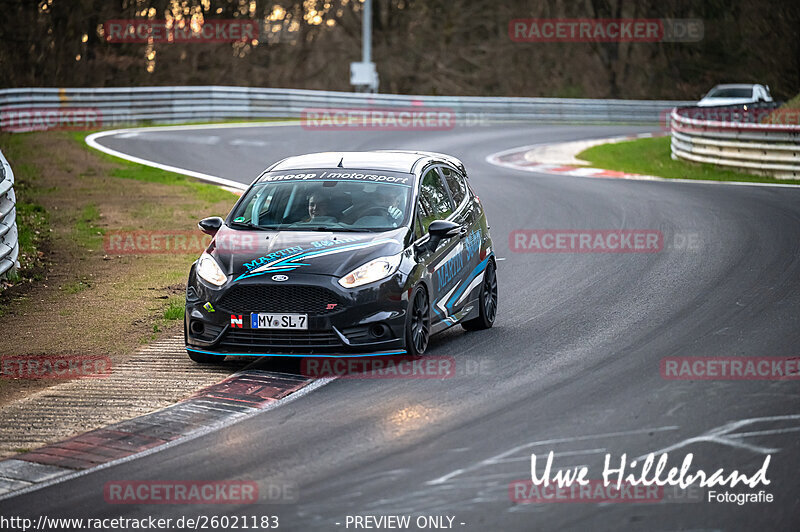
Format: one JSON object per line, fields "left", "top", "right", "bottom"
{"left": 0, "top": 148, "right": 19, "bottom": 278}
{"left": 670, "top": 104, "right": 800, "bottom": 180}
{"left": 0, "top": 86, "right": 693, "bottom": 131}
{"left": 0, "top": 86, "right": 695, "bottom": 281}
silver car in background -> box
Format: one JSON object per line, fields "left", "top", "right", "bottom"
{"left": 697, "top": 83, "right": 773, "bottom": 107}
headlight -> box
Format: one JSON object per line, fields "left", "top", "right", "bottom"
{"left": 338, "top": 253, "right": 402, "bottom": 289}
{"left": 196, "top": 252, "right": 227, "bottom": 286}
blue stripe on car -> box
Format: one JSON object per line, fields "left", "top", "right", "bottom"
{"left": 187, "top": 347, "right": 407, "bottom": 358}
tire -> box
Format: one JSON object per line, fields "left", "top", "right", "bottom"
{"left": 462, "top": 259, "right": 497, "bottom": 331}
{"left": 405, "top": 286, "right": 431, "bottom": 357}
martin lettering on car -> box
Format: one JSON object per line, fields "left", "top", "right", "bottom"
{"left": 439, "top": 228, "right": 480, "bottom": 289}
{"left": 243, "top": 246, "right": 304, "bottom": 271}
{"left": 236, "top": 237, "right": 397, "bottom": 280}
{"left": 431, "top": 228, "right": 485, "bottom": 318}
{"left": 436, "top": 245, "right": 465, "bottom": 291}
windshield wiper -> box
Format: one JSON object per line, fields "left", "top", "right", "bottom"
{"left": 306, "top": 226, "right": 372, "bottom": 232}
{"left": 228, "top": 220, "right": 271, "bottom": 231}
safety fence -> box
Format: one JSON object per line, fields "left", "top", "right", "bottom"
{"left": 0, "top": 86, "right": 692, "bottom": 132}
{"left": 670, "top": 103, "right": 800, "bottom": 180}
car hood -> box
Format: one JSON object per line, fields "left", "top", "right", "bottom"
{"left": 208, "top": 226, "right": 408, "bottom": 281}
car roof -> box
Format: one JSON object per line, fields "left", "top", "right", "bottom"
{"left": 267, "top": 151, "right": 465, "bottom": 175}
{"left": 710, "top": 84, "right": 758, "bottom": 89}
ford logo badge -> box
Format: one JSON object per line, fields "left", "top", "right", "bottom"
{"left": 272, "top": 275, "right": 289, "bottom": 282}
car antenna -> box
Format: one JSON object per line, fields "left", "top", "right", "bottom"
{"left": 337, "top": 157, "right": 344, "bottom": 168}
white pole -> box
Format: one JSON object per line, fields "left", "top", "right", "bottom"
{"left": 362, "top": 0, "right": 372, "bottom": 64}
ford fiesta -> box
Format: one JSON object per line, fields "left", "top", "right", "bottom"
{"left": 184, "top": 150, "right": 497, "bottom": 362}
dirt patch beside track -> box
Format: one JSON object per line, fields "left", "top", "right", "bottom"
{"left": 0, "top": 131, "right": 239, "bottom": 408}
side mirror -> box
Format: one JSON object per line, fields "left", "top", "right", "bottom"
{"left": 425, "top": 220, "right": 462, "bottom": 252}
{"left": 198, "top": 216, "right": 224, "bottom": 236}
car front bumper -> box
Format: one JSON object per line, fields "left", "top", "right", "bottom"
{"left": 185, "top": 268, "right": 410, "bottom": 357}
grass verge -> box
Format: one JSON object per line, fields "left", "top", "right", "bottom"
{"left": 0, "top": 130, "right": 239, "bottom": 402}
{"left": 577, "top": 136, "right": 800, "bottom": 186}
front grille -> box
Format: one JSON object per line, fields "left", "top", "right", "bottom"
{"left": 218, "top": 284, "right": 341, "bottom": 315}
{"left": 219, "top": 329, "right": 344, "bottom": 352}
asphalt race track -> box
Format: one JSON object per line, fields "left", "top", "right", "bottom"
{"left": 3, "top": 122, "right": 799, "bottom": 531}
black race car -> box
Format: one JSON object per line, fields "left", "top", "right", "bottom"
{"left": 185, "top": 150, "right": 497, "bottom": 362}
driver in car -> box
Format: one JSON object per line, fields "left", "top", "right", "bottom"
{"left": 381, "top": 190, "right": 405, "bottom": 221}
{"left": 306, "top": 194, "right": 336, "bottom": 223}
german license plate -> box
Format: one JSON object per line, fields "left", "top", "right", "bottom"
{"left": 250, "top": 313, "right": 308, "bottom": 330}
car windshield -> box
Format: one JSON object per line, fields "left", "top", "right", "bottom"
{"left": 229, "top": 171, "right": 413, "bottom": 232}
{"left": 707, "top": 87, "right": 753, "bottom": 98}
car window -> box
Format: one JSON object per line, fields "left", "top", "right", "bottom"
{"left": 230, "top": 172, "right": 413, "bottom": 231}
{"left": 707, "top": 87, "right": 753, "bottom": 98}
{"left": 418, "top": 168, "right": 454, "bottom": 233}
{"left": 440, "top": 166, "right": 467, "bottom": 207}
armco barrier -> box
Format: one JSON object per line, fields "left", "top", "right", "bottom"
{"left": 0, "top": 86, "right": 692, "bottom": 280}
{"left": 0, "top": 86, "right": 692, "bottom": 131}
{"left": 670, "top": 104, "right": 800, "bottom": 180}
{"left": 0, "top": 147, "right": 19, "bottom": 278}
